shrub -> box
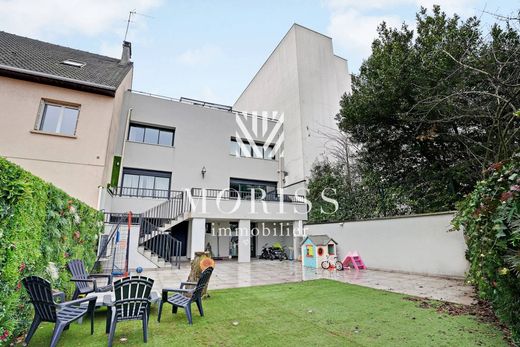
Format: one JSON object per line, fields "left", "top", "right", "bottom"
{"left": 0, "top": 158, "right": 103, "bottom": 345}
{"left": 307, "top": 161, "right": 413, "bottom": 223}
{"left": 452, "top": 154, "right": 520, "bottom": 344}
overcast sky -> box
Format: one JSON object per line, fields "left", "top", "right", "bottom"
{"left": 0, "top": 0, "right": 517, "bottom": 105}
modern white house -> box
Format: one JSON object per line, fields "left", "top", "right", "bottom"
{"left": 0, "top": 24, "right": 350, "bottom": 271}
{"left": 98, "top": 24, "right": 352, "bottom": 270}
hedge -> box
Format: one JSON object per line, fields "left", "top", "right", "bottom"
{"left": 452, "top": 154, "right": 520, "bottom": 344}
{"left": 0, "top": 157, "right": 103, "bottom": 345}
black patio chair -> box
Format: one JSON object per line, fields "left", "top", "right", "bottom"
{"left": 108, "top": 276, "right": 154, "bottom": 347}
{"left": 158, "top": 267, "right": 213, "bottom": 325}
{"left": 22, "top": 276, "right": 97, "bottom": 347}
{"left": 68, "top": 259, "right": 113, "bottom": 299}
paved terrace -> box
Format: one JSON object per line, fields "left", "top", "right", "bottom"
{"left": 141, "top": 259, "right": 474, "bottom": 305}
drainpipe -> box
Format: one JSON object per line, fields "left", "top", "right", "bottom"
{"left": 97, "top": 185, "right": 105, "bottom": 211}
{"left": 117, "top": 107, "right": 133, "bottom": 185}
{"left": 277, "top": 122, "right": 285, "bottom": 194}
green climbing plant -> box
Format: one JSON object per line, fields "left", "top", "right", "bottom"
{"left": 0, "top": 158, "right": 103, "bottom": 345}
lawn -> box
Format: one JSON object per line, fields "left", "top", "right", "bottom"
{"left": 27, "top": 279, "right": 507, "bottom": 346}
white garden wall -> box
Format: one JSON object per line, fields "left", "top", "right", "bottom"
{"left": 304, "top": 212, "right": 468, "bottom": 278}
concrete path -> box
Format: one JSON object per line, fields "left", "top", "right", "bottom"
{"left": 141, "top": 259, "right": 474, "bottom": 305}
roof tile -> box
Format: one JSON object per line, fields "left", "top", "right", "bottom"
{"left": 0, "top": 31, "right": 132, "bottom": 89}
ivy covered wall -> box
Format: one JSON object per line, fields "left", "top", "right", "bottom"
{"left": 453, "top": 154, "right": 520, "bottom": 344}
{"left": 0, "top": 157, "right": 103, "bottom": 344}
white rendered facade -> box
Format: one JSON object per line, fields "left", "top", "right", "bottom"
{"left": 100, "top": 24, "right": 351, "bottom": 268}
{"left": 235, "top": 24, "right": 351, "bottom": 193}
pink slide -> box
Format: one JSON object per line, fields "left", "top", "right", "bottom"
{"left": 342, "top": 251, "right": 366, "bottom": 270}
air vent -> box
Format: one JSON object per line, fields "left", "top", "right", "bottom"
{"left": 61, "top": 59, "right": 86, "bottom": 68}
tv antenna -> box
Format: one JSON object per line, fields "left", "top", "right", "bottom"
{"left": 124, "top": 9, "right": 154, "bottom": 41}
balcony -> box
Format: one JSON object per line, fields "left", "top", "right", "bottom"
{"left": 190, "top": 188, "right": 306, "bottom": 204}
{"left": 188, "top": 188, "right": 308, "bottom": 221}
{"left": 107, "top": 186, "right": 178, "bottom": 199}
{"left": 104, "top": 186, "right": 308, "bottom": 221}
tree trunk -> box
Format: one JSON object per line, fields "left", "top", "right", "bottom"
{"left": 187, "top": 251, "right": 212, "bottom": 297}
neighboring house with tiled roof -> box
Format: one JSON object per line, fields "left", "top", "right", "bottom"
{"left": 0, "top": 31, "right": 133, "bottom": 206}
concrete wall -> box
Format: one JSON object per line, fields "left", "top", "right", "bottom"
{"left": 0, "top": 73, "right": 131, "bottom": 207}
{"left": 119, "top": 92, "right": 281, "bottom": 192}
{"left": 101, "top": 70, "right": 133, "bottom": 187}
{"left": 234, "top": 24, "right": 351, "bottom": 192}
{"left": 304, "top": 212, "right": 468, "bottom": 278}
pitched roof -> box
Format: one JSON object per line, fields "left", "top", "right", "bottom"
{"left": 301, "top": 235, "right": 337, "bottom": 246}
{"left": 0, "top": 31, "right": 132, "bottom": 96}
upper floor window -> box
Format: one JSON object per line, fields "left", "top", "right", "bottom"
{"left": 121, "top": 168, "right": 171, "bottom": 198}
{"left": 128, "top": 123, "right": 174, "bottom": 146}
{"left": 36, "top": 100, "right": 80, "bottom": 136}
{"left": 230, "top": 138, "right": 275, "bottom": 160}
{"left": 229, "top": 178, "right": 277, "bottom": 199}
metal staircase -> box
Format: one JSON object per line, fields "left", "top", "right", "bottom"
{"left": 137, "top": 190, "right": 189, "bottom": 269}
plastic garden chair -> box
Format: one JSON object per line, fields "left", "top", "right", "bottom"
{"left": 22, "top": 276, "right": 97, "bottom": 347}
{"left": 158, "top": 267, "right": 213, "bottom": 324}
{"left": 108, "top": 276, "right": 154, "bottom": 347}
{"left": 68, "top": 259, "right": 113, "bottom": 299}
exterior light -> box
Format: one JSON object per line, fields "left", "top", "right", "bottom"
{"left": 201, "top": 166, "right": 206, "bottom": 178}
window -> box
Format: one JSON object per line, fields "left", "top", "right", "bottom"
{"left": 229, "top": 140, "right": 240, "bottom": 157}
{"left": 230, "top": 138, "right": 275, "bottom": 160}
{"left": 36, "top": 101, "right": 80, "bottom": 136}
{"left": 229, "top": 178, "right": 277, "bottom": 200}
{"left": 264, "top": 146, "right": 275, "bottom": 160}
{"left": 128, "top": 123, "right": 174, "bottom": 146}
{"left": 121, "top": 168, "right": 171, "bottom": 198}
{"left": 252, "top": 144, "right": 263, "bottom": 159}
{"left": 306, "top": 245, "right": 314, "bottom": 257}
{"left": 241, "top": 143, "right": 252, "bottom": 158}
{"left": 61, "top": 59, "right": 86, "bottom": 68}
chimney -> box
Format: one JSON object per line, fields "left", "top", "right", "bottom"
{"left": 120, "top": 41, "right": 132, "bottom": 65}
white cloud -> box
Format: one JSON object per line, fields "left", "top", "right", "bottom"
{"left": 325, "top": 0, "right": 410, "bottom": 10}
{"left": 177, "top": 44, "right": 223, "bottom": 66}
{"left": 323, "top": 0, "right": 478, "bottom": 72}
{"left": 328, "top": 9, "right": 401, "bottom": 58}
{"left": 324, "top": 0, "right": 477, "bottom": 13}
{"left": 0, "top": 0, "right": 162, "bottom": 39}
{"left": 416, "top": 0, "right": 477, "bottom": 16}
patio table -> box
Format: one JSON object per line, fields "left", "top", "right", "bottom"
{"left": 85, "top": 290, "right": 160, "bottom": 333}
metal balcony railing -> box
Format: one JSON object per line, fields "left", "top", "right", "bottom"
{"left": 190, "top": 188, "right": 306, "bottom": 204}
{"left": 107, "top": 186, "right": 174, "bottom": 199}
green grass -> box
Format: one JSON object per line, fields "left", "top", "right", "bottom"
{"left": 27, "top": 280, "right": 507, "bottom": 346}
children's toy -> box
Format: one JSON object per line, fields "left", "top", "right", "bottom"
{"left": 342, "top": 251, "right": 366, "bottom": 270}
{"left": 321, "top": 254, "right": 343, "bottom": 270}
{"left": 301, "top": 235, "right": 338, "bottom": 269}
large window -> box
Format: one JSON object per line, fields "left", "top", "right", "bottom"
{"left": 36, "top": 100, "right": 80, "bottom": 136}
{"left": 229, "top": 178, "right": 277, "bottom": 199}
{"left": 229, "top": 138, "right": 275, "bottom": 160}
{"left": 121, "top": 168, "right": 171, "bottom": 198}
{"left": 128, "top": 123, "right": 174, "bottom": 146}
